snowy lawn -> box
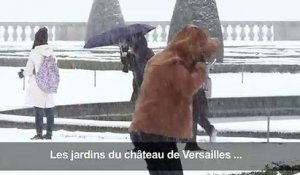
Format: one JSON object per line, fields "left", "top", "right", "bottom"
{"left": 0, "top": 67, "right": 133, "bottom": 111}
{"left": 3, "top": 41, "right": 300, "bottom": 65}
{"left": 1, "top": 67, "right": 300, "bottom": 111}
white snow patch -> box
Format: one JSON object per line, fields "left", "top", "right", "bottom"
{"left": 1, "top": 67, "right": 300, "bottom": 111}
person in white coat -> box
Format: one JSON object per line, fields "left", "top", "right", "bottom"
{"left": 18, "top": 27, "right": 56, "bottom": 140}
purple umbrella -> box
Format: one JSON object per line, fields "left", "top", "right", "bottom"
{"left": 84, "top": 23, "right": 156, "bottom": 48}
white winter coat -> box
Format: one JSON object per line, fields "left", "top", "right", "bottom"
{"left": 24, "top": 44, "right": 57, "bottom": 108}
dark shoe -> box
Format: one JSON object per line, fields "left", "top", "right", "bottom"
{"left": 31, "top": 134, "right": 43, "bottom": 140}
{"left": 42, "top": 134, "right": 52, "bottom": 140}
{"left": 185, "top": 142, "right": 207, "bottom": 151}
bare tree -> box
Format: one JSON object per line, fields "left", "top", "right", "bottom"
{"left": 168, "top": 0, "right": 224, "bottom": 62}
{"left": 85, "top": 0, "right": 125, "bottom": 42}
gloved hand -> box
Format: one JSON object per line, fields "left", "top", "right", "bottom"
{"left": 18, "top": 69, "right": 24, "bottom": 79}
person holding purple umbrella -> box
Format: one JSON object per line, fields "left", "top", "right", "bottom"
{"left": 84, "top": 24, "right": 155, "bottom": 103}
{"left": 120, "top": 33, "right": 154, "bottom": 103}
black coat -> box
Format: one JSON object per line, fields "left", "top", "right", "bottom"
{"left": 129, "top": 48, "right": 154, "bottom": 102}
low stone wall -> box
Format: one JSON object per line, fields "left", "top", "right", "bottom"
{"left": 1, "top": 57, "right": 300, "bottom": 73}
{"left": 0, "top": 120, "right": 127, "bottom": 133}
{"left": 0, "top": 57, "right": 124, "bottom": 70}
{"left": 212, "top": 64, "right": 300, "bottom": 73}
{"left": 1, "top": 120, "right": 300, "bottom": 139}
{"left": 2, "top": 96, "right": 300, "bottom": 119}
{"left": 0, "top": 102, "right": 133, "bottom": 119}
{"left": 208, "top": 96, "right": 300, "bottom": 117}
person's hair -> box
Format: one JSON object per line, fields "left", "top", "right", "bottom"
{"left": 32, "top": 27, "right": 48, "bottom": 49}
{"left": 167, "top": 25, "right": 219, "bottom": 63}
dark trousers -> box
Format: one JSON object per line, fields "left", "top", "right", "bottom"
{"left": 130, "top": 79, "right": 139, "bottom": 103}
{"left": 130, "top": 132, "right": 183, "bottom": 175}
{"left": 34, "top": 107, "right": 54, "bottom": 136}
{"left": 190, "top": 89, "right": 215, "bottom": 142}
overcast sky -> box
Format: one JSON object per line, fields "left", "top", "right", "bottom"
{"left": 0, "top": 0, "right": 300, "bottom": 22}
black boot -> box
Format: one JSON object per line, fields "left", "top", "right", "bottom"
{"left": 184, "top": 142, "right": 206, "bottom": 151}
{"left": 42, "top": 134, "right": 52, "bottom": 140}
{"left": 31, "top": 134, "right": 43, "bottom": 140}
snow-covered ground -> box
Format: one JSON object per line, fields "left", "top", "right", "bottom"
{"left": 0, "top": 44, "right": 300, "bottom": 175}
{"left": 1, "top": 67, "right": 300, "bottom": 111}
{"left": 0, "top": 67, "right": 132, "bottom": 111}
{"left": 1, "top": 42, "right": 300, "bottom": 145}
{"left": 3, "top": 41, "right": 300, "bottom": 65}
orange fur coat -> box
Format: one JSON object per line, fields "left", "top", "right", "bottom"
{"left": 129, "top": 25, "right": 220, "bottom": 139}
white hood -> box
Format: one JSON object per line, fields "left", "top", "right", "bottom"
{"left": 34, "top": 44, "right": 54, "bottom": 57}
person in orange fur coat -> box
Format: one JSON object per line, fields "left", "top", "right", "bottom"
{"left": 129, "top": 24, "right": 220, "bottom": 174}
